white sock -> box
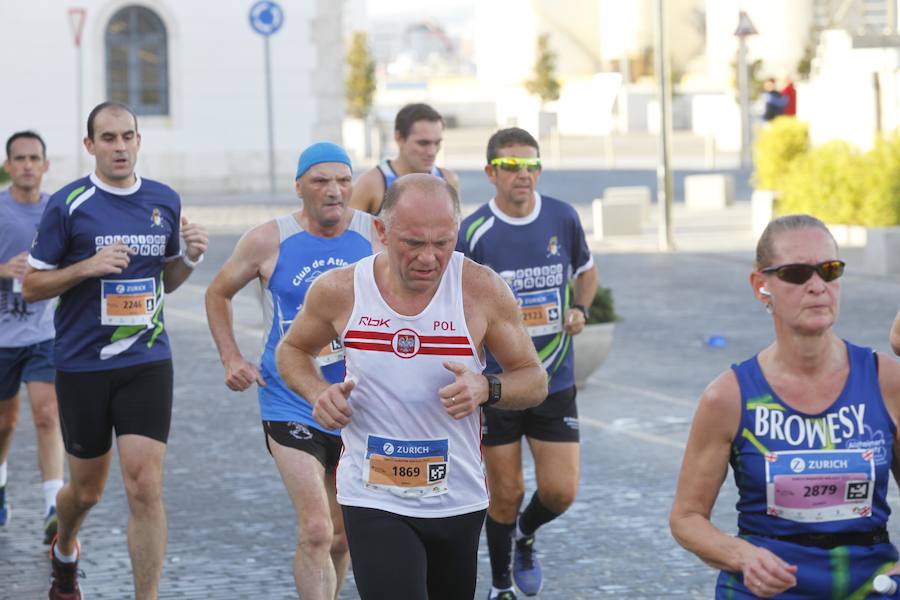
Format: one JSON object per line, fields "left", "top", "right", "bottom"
{"left": 490, "top": 586, "right": 515, "bottom": 598}
{"left": 0, "top": 462, "right": 7, "bottom": 487}
{"left": 514, "top": 516, "right": 526, "bottom": 541}
{"left": 43, "top": 479, "right": 63, "bottom": 514}
{"left": 54, "top": 544, "right": 78, "bottom": 563}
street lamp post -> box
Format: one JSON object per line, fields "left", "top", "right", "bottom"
{"left": 735, "top": 11, "right": 758, "bottom": 170}
{"left": 654, "top": 0, "right": 674, "bottom": 251}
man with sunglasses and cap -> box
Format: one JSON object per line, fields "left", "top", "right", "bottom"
{"left": 350, "top": 103, "right": 460, "bottom": 215}
{"left": 457, "top": 127, "right": 597, "bottom": 600}
{"left": 671, "top": 214, "right": 900, "bottom": 598}
{"left": 206, "top": 142, "right": 376, "bottom": 600}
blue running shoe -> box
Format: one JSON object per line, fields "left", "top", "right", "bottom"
{"left": 0, "top": 485, "right": 9, "bottom": 526}
{"left": 513, "top": 534, "right": 543, "bottom": 596}
{"left": 44, "top": 506, "right": 58, "bottom": 544}
{"left": 488, "top": 590, "right": 517, "bottom": 600}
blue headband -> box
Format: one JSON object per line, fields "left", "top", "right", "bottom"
{"left": 295, "top": 142, "right": 352, "bottom": 180}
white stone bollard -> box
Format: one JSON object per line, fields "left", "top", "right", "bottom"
{"left": 684, "top": 174, "right": 734, "bottom": 210}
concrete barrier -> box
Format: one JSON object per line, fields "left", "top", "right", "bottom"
{"left": 592, "top": 186, "right": 650, "bottom": 239}
{"left": 828, "top": 224, "right": 868, "bottom": 248}
{"left": 685, "top": 174, "right": 734, "bottom": 210}
{"left": 863, "top": 227, "right": 900, "bottom": 275}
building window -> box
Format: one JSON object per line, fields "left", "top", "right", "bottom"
{"left": 105, "top": 6, "right": 169, "bottom": 115}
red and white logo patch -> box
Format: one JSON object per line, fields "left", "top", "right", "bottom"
{"left": 392, "top": 329, "right": 420, "bottom": 358}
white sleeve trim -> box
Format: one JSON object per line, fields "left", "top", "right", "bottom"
{"left": 573, "top": 255, "right": 595, "bottom": 278}
{"left": 27, "top": 254, "right": 58, "bottom": 270}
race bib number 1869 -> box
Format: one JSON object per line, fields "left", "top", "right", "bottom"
{"left": 364, "top": 435, "right": 449, "bottom": 498}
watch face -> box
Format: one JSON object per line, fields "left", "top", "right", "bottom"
{"left": 489, "top": 376, "right": 501, "bottom": 400}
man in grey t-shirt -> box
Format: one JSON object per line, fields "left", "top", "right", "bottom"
{"left": 0, "top": 130, "right": 64, "bottom": 543}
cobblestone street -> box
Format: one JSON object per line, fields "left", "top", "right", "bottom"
{"left": 4, "top": 209, "right": 900, "bottom": 598}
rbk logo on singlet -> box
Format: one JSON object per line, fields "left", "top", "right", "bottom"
{"left": 753, "top": 401, "right": 866, "bottom": 448}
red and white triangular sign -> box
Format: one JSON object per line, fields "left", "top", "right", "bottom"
{"left": 734, "top": 11, "right": 758, "bottom": 38}
{"left": 68, "top": 8, "right": 87, "bottom": 48}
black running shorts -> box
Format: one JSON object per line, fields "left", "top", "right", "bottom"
{"left": 342, "top": 506, "right": 486, "bottom": 600}
{"left": 55, "top": 359, "right": 173, "bottom": 459}
{"left": 263, "top": 420, "right": 342, "bottom": 472}
{"left": 482, "top": 385, "right": 579, "bottom": 446}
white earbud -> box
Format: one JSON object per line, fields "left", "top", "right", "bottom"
{"left": 759, "top": 286, "right": 771, "bottom": 297}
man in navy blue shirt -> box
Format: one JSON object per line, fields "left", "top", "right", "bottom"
{"left": 24, "top": 102, "right": 208, "bottom": 600}
{"left": 458, "top": 128, "right": 597, "bottom": 600}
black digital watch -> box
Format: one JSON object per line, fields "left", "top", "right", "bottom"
{"left": 483, "top": 374, "right": 501, "bottom": 406}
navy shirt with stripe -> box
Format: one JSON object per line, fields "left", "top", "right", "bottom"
{"left": 457, "top": 193, "right": 593, "bottom": 393}
{"left": 28, "top": 173, "right": 181, "bottom": 372}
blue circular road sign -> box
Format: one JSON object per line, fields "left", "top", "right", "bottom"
{"left": 249, "top": 1, "right": 284, "bottom": 36}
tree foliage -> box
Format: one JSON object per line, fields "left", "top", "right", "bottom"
{"left": 525, "top": 34, "right": 561, "bottom": 105}
{"left": 346, "top": 31, "right": 375, "bottom": 119}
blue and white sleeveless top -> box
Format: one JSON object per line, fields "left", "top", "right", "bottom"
{"left": 376, "top": 159, "right": 444, "bottom": 215}
{"left": 457, "top": 193, "right": 593, "bottom": 394}
{"left": 731, "top": 341, "right": 894, "bottom": 537}
{"left": 258, "top": 211, "right": 374, "bottom": 433}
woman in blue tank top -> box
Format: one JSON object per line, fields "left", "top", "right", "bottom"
{"left": 670, "top": 214, "right": 900, "bottom": 599}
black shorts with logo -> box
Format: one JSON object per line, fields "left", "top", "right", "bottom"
{"left": 482, "top": 385, "right": 579, "bottom": 446}
{"left": 263, "top": 420, "right": 342, "bottom": 472}
{"left": 55, "top": 359, "right": 173, "bottom": 459}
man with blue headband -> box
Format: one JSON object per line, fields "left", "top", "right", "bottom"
{"left": 206, "top": 142, "right": 376, "bottom": 599}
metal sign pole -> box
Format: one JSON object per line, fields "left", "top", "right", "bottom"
{"left": 249, "top": 1, "right": 284, "bottom": 194}
{"left": 737, "top": 37, "right": 751, "bottom": 169}
{"left": 68, "top": 8, "right": 87, "bottom": 177}
{"left": 264, "top": 35, "right": 276, "bottom": 193}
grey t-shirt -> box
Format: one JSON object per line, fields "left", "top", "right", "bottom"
{"left": 0, "top": 188, "right": 54, "bottom": 347}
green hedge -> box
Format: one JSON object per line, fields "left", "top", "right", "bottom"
{"left": 753, "top": 116, "right": 809, "bottom": 191}
{"left": 777, "top": 140, "right": 868, "bottom": 225}
{"left": 586, "top": 286, "right": 618, "bottom": 324}
{"left": 0, "top": 169, "right": 8, "bottom": 185}
{"left": 755, "top": 120, "right": 900, "bottom": 226}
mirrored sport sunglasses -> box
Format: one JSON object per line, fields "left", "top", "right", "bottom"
{"left": 490, "top": 157, "right": 542, "bottom": 172}
{"left": 760, "top": 260, "right": 845, "bottom": 284}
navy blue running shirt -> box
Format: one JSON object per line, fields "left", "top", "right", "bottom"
{"left": 457, "top": 193, "right": 593, "bottom": 393}
{"left": 28, "top": 173, "right": 182, "bottom": 372}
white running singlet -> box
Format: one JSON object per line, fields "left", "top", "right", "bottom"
{"left": 336, "top": 251, "right": 488, "bottom": 518}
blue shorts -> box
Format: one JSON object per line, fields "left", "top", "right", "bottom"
{"left": 716, "top": 534, "right": 899, "bottom": 598}
{"left": 0, "top": 340, "right": 55, "bottom": 401}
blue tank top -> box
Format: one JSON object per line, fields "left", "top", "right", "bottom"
{"left": 731, "top": 341, "right": 894, "bottom": 537}
{"left": 375, "top": 160, "right": 444, "bottom": 216}
{"left": 257, "top": 211, "right": 374, "bottom": 433}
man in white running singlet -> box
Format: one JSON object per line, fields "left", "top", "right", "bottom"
{"left": 276, "top": 173, "right": 547, "bottom": 600}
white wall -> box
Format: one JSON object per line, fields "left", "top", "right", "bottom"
{"left": 0, "top": 0, "right": 342, "bottom": 193}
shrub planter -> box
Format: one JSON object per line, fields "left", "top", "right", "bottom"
{"left": 574, "top": 322, "right": 616, "bottom": 388}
